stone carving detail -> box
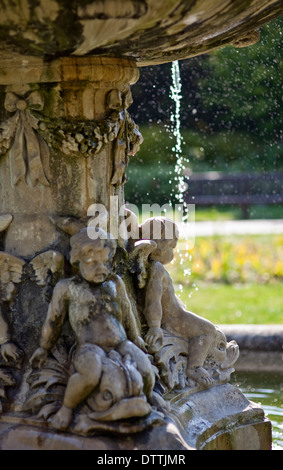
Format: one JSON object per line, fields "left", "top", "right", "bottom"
{"left": 128, "top": 216, "right": 239, "bottom": 392}
{"left": 0, "top": 214, "right": 13, "bottom": 240}
{"left": 107, "top": 89, "right": 143, "bottom": 186}
{"left": 29, "top": 250, "right": 65, "bottom": 302}
{"left": 26, "top": 228, "right": 161, "bottom": 433}
{"left": 0, "top": 213, "right": 240, "bottom": 435}
{"left": 26, "top": 87, "right": 142, "bottom": 188}
{"left": 0, "top": 89, "right": 50, "bottom": 188}
{"left": 42, "top": 119, "right": 120, "bottom": 157}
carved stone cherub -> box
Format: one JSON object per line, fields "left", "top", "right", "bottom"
{"left": 30, "top": 227, "right": 156, "bottom": 431}
{"left": 139, "top": 217, "right": 222, "bottom": 387}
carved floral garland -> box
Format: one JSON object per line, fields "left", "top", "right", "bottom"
{"left": 0, "top": 89, "right": 142, "bottom": 188}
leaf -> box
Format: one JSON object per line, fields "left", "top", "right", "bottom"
{"left": 22, "top": 386, "right": 65, "bottom": 413}
{"left": 37, "top": 402, "right": 60, "bottom": 420}
{"left": 0, "top": 368, "right": 16, "bottom": 387}
{"left": 30, "top": 372, "right": 68, "bottom": 391}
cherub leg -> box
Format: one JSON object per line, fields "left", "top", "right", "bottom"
{"left": 51, "top": 344, "right": 104, "bottom": 430}
{"left": 184, "top": 315, "right": 217, "bottom": 387}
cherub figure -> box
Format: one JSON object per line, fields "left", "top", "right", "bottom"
{"left": 30, "top": 227, "right": 156, "bottom": 431}
{"left": 140, "top": 217, "right": 219, "bottom": 387}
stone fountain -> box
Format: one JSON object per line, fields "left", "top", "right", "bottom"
{"left": 0, "top": 1, "right": 282, "bottom": 451}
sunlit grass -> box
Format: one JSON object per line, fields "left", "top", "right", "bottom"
{"left": 173, "top": 282, "right": 283, "bottom": 325}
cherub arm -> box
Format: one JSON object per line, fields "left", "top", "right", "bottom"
{"left": 0, "top": 309, "right": 10, "bottom": 346}
{"left": 143, "top": 262, "right": 166, "bottom": 351}
{"left": 30, "top": 280, "right": 69, "bottom": 368}
{"left": 143, "top": 261, "right": 165, "bottom": 329}
{"left": 114, "top": 275, "right": 145, "bottom": 351}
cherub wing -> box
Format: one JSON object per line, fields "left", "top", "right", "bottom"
{"left": 30, "top": 250, "right": 64, "bottom": 287}
{"left": 0, "top": 214, "right": 13, "bottom": 232}
{"left": 49, "top": 215, "right": 87, "bottom": 236}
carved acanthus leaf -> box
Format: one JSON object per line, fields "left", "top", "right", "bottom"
{"left": 153, "top": 332, "right": 188, "bottom": 391}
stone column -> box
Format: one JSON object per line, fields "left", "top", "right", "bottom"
{"left": 0, "top": 56, "right": 141, "bottom": 258}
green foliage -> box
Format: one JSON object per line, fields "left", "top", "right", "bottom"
{"left": 128, "top": 17, "right": 283, "bottom": 207}
{"left": 201, "top": 19, "right": 283, "bottom": 138}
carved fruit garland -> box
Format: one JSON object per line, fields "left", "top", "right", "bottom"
{"left": 0, "top": 91, "right": 50, "bottom": 188}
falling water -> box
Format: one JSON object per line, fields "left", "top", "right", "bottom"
{"left": 170, "top": 60, "right": 189, "bottom": 221}
{"left": 169, "top": 61, "right": 197, "bottom": 297}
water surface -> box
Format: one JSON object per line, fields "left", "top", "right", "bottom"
{"left": 232, "top": 372, "right": 283, "bottom": 450}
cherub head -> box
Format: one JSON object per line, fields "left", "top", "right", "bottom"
{"left": 139, "top": 217, "right": 179, "bottom": 265}
{"left": 70, "top": 228, "right": 116, "bottom": 284}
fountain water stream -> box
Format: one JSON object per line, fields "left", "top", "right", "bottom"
{"left": 170, "top": 61, "right": 188, "bottom": 215}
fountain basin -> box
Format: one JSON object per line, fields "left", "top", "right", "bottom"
{"left": 0, "top": 1, "right": 282, "bottom": 66}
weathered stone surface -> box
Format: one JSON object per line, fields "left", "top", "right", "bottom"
{"left": 0, "top": 57, "right": 140, "bottom": 257}
{"left": 167, "top": 383, "right": 272, "bottom": 450}
{"left": 0, "top": 383, "right": 271, "bottom": 450}
{"left": 0, "top": 1, "right": 282, "bottom": 66}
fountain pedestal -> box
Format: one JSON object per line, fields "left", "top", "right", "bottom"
{"left": 0, "top": 56, "right": 140, "bottom": 258}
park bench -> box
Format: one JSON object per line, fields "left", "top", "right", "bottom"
{"left": 183, "top": 171, "right": 283, "bottom": 218}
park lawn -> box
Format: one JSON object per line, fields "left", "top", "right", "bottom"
{"left": 173, "top": 282, "right": 283, "bottom": 325}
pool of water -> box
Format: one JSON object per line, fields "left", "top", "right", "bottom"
{"left": 231, "top": 372, "right": 283, "bottom": 450}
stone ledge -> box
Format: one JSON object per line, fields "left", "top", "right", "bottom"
{"left": 0, "top": 384, "right": 270, "bottom": 450}
{"left": 220, "top": 324, "right": 283, "bottom": 373}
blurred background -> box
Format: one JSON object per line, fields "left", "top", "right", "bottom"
{"left": 126, "top": 16, "right": 283, "bottom": 327}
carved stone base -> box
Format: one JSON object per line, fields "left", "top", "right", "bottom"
{"left": 0, "top": 384, "right": 271, "bottom": 450}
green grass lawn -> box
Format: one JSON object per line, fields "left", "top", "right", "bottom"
{"left": 174, "top": 282, "right": 283, "bottom": 325}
